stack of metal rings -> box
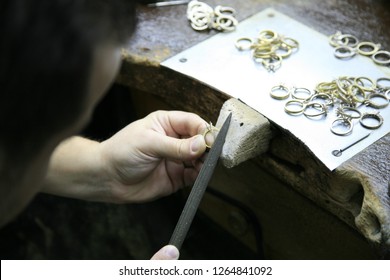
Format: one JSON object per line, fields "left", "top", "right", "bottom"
{"left": 186, "top": 0, "right": 238, "bottom": 32}
{"left": 270, "top": 85, "right": 329, "bottom": 118}
{"left": 270, "top": 76, "right": 389, "bottom": 136}
{"left": 317, "top": 76, "right": 388, "bottom": 135}
{"left": 315, "top": 76, "right": 390, "bottom": 109}
{"left": 235, "top": 30, "right": 299, "bottom": 72}
{"left": 329, "top": 31, "right": 390, "bottom": 66}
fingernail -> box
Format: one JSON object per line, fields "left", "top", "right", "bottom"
{"left": 164, "top": 245, "right": 179, "bottom": 259}
{"left": 191, "top": 135, "right": 204, "bottom": 153}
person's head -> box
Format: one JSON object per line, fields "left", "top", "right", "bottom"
{"left": 0, "top": 0, "right": 136, "bottom": 226}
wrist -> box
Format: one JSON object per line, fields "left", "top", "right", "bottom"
{"left": 42, "top": 136, "right": 112, "bottom": 202}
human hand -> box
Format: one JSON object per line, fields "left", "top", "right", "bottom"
{"left": 99, "top": 110, "right": 210, "bottom": 203}
{"left": 151, "top": 245, "right": 180, "bottom": 260}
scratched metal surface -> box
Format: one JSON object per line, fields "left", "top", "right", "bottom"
{"left": 162, "top": 8, "right": 390, "bottom": 170}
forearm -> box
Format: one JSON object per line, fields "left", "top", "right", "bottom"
{"left": 41, "top": 111, "right": 209, "bottom": 205}
{"left": 42, "top": 136, "right": 113, "bottom": 202}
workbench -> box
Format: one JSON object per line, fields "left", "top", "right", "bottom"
{"left": 117, "top": 0, "right": 390, "bottom": 259}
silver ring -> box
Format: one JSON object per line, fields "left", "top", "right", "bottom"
{"left": 334, "top": 46, "right": 356, "bottom": 59}
{"left": 262, "top": 54, "right": 282, "bottom": 72}
{"left": 376, "top": 77, "right": 390, "bottom": 90}
{"left": 386, "top": 89, "right": 390, "bottom": 99}
{"left": 365, "top": 93, "right": 389, "bottom": 109}
{"left": 336, "top": 106, "right": 362, "bottom": 119}
{"left": 275, "top": 46, "right": 292, "bottom": 58}
{"left": 303, "top": 102, "right": 327, "bottom": 118}
{"left": 281, "top": 37, "right": 299, "bottom": 49}
{"left": 372, "top": 50, "right": 390, "bottom": 65}
{"left": 359, "top": 112, "right": 384, "bottom": 129}
{"left": 339, "top": 34, "right": 359, "bottom": 48}
{"left": 331, "top": 118, "right": 353, "bottom": 136}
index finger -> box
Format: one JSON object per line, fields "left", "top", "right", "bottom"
{"left": 154, "top": 110, "right": 208, "bottom": 138}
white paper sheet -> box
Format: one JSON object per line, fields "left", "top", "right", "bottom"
{"left": 161, "top": 8, "right": 390, "bottom": 170}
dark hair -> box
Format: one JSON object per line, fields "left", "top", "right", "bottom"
{"left": 0, "top": 0, "right": 136, "bottom": 159}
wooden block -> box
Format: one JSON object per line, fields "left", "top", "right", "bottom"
{"left": 216, "top": 98, "right": 273, "bottom": 168}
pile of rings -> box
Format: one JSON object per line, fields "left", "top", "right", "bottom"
{"left": 186, "top": 0, "right": 238, "bottom": 32}
{"left": 235, "top": 30, "right": 299, "bottom": 72}
{"left": 329, "top": 31, "right": 390, "bottom": 66}
{"left": 270, "top": 76, "right": 390, "bottom": 136}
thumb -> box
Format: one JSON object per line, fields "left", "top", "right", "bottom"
{"left": 155, "top": 134, "right": 206, "bottom": 161}
{"left": 151, "top": 245, "right": 180, "bottom": 260}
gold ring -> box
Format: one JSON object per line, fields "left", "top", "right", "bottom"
{"left": 284, "top": 100, "right": 305, "bottom": 115}
{"left": 291, "top": 87, "right": 312, "bottom": 100}
{"left": 202, "top": 122, "right": 219, "bottom": 148}
{"left": 270, "top": 84, "right": 290, "bottom": 100}
{"left": 329, "top": 31, "right": 347, "bottom": 47}
{"left": 372, "top": 50, "right": 390, "bottom": 65}
{"left": 310, "top": 93, "right": 334, "bottom": 106}
{"left": 357, "top": 41, "right": 381, "bottom": 56}
{"left": 235, "top": 37, "right": 254, "bottom": 51}
{"left": 258, "top": 30, "right": 278, "bottom": 42}
{"left": 354, "top": 76, "right": 376, "bottom": 92}
{"left": 348, "top": 84, "right": 366, "bottom": 104}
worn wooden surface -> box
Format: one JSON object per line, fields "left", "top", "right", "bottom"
{"left": 117, "top": 0, "right": 390, "bottom": 256}
{"left": 216, "top": 98, "right": 273, "bottom": 168}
